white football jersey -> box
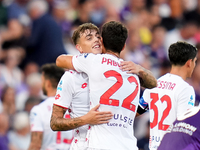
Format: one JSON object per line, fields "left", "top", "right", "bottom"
{"left": 141, "top": 73, "right": 195, "bottom": 150}
{"left": 72, "top": 53, "right": 140, "bottom": 150}
{"left": 54, "top": 70, "right": 90, "bottom": 150}
{"left": 30, "top": 97, "right": 73, "bottom": 150}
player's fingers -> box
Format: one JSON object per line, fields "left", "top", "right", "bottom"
{"left": 91, "top": 104, "right": 100, "bottom": 111}
{"left": 97, "top": 120, "right": 110, "bottom": 124}
{"left": 96, "top": 111, "right": 112, "bottom": 116}
{"left": 120, "top": 61, "right": 131, "bottom": 66}
{"left": 99, "top": 116, "right": 112, "bottom": 122}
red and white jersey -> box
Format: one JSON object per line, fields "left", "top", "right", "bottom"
{"left": 72, "top": 53, "right": 140, "bottom": 150}
{"left": 30, "top": 97, "right": 74, "bottom": 150}
{"left": 141, "top": 73, "right": 195, "bottom": 150}
{"left": 54, "top": 70, "right": 90, "bottom": 150}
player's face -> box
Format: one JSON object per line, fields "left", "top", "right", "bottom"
{"left": 77, "top": 29, "right": 102, "bottom": 54}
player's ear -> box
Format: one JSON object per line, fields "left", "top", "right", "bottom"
{"left": 76, "top": 44, "right": 83, "bottom": 53}
{"left": 186, "top": 59, "right": 192, "bottom": 68}
{"left": 46, "top": 79, "right": 52, "bottom": 88}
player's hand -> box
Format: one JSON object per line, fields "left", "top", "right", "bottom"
{"left": 83, "top": 104, "right": 113, "bottom": 125}
{"left": 120, "top": 61, "right": 141, "bottom": 75}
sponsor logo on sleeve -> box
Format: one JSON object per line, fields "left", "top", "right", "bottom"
{"left": 188, "top": 95, "right": 194, "bottom": 106}
{"left": 57, "top": 80, "right": 63, "bottom": 91}
{"left": 55, "top": 94, "right": 61, "bottom": 100}
{"left": 81, "top": 83, "right": 87, "bottom": 89}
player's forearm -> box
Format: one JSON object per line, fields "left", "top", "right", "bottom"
{"left": 50, "top": 115, "right": 87, "bottom": 131}
{"left": 50, "top": 105, "right": 87, "bottom": 131}
{"left": 28, "top": 132, "right": 42, "bottom": 150}
{"left": 28, "top": 143, "right": 41, "bottom": 150}
{"left": 138, "top": 67, "right": 157, "bottom": 89}
{"left": 56, "top": 54, "right": 74, "bottom": 70}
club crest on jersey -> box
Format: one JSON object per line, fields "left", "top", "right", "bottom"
{"left": 81, "top": 83, "right": 87, "bottom": 89}
{"left": 188, "top": 95, "right": 194, "bottom": 106}
{"left": 55, "top": 94, "right": 61, "bottom": 100}
{"left": 57, "top": 80, "right": 63, "bottom": 91}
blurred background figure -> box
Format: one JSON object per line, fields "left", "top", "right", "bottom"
{"left": 8, "top": 112, "right": 30, "bottom": 150}
{"left": 0, "top": 47, "right": 24, "bottom": 96}
{"left": 0, "top": 112, "right": 10, "bottom": 150}
{"left": 0, "top": 86, "right": 16, "bottom": 125}
{"left": 71, "top": 0, "right": 95, "bottom": 29}
{"left": 24, "top": 96, "right": 41, "bottom": 113}
{"left": 164, "top": 21, "right": 198, "bottom": 54}
{"left": 0, "top": 0, "right": 30, "bottom": 50}
{"left": 25, "top": 0, "right": 67, "bottom": 67}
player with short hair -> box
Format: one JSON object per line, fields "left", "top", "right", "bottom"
{"left": 51, "top": 23, "right": 114, "bottom": 150}
{"left": 139, "top": 41, "right": 197, "bottom": 150}
{"left": 56, "top": 21, "right": 143, "bottom": 150}
{"left": 28, "top": 64, "right": 73, "bottom": 150}
{"left": 158, "top": 106, "right": 200, "bottom": 150}
{"left": 53, "top": 22, "right": 157, "bottom": 150}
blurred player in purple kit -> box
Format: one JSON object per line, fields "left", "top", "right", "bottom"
{"left": 51, "top": 22, "right": 157, "bottom": 150}
{"left": 55, "top": 21, "right": 157, "bottom": 150}
{"left": 158, "top": 106, "right": 200, "bottom": 150}
{"left": 139, "top": 41, "right": 197, "bottom": 150}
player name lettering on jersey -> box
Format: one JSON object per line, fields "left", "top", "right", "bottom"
{"left": 101, "top": 57, "right": 120, "bottom": 67}
{"left": 157, "top": 80, "right": 176, "bottom": 90}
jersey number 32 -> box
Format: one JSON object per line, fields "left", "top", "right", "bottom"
{"left": 150, "top": 93, "right": 172, "bottom": 131}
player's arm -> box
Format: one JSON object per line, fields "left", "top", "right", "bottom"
{"left": 28, "top": 132, "right": 43, "bottom": 150}
{"left": 56, "top": 54, "right": 74, "bottom": 70}
{"left": 120, "top": 61, "right": 157, "bottom": 89}
{"left": 50, "top": 104, "right": 113, "bottom": 131}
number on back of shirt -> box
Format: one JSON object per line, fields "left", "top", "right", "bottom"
{"left": 150, "top": 93, "right": 172, "bottom": 130}
{"left": 100, "top": 70, "right": 139, "bottom": 112}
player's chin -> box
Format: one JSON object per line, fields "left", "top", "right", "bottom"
{"left": 93, "top": 48, "right": 102, "bottom": 54}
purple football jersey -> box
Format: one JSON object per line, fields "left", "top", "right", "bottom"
{"left": 158, "top": 107, "right": 200, "bottom": 150}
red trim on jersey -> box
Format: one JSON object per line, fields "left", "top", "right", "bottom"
{"left": 53, "top": 104, "right": 68, "bottom": 109}
{"left": 63, "top": 137, "right": 74, "bottom": 144}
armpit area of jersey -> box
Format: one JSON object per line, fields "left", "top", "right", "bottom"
{"left": 137, "top": 105, "right": 148, "bottom": 114}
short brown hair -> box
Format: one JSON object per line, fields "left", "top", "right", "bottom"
{"left": 72, "top": 23, "right": 99, "bottom": 45}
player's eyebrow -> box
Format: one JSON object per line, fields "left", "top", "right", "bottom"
{"left": 95, "top": 32, "right": 100, "bottom": 37}
{"left": 85, "top": 33, "right": 92, "bottom": 38}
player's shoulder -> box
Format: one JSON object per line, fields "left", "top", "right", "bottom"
{"left": 177, "top": 106, "right": 200, "bottom": 121}
{"left": 75, "top": 53, "right": 98, "bottom": 58}
{"left": 63, "top": 70, "right": 79, "bottom": 77}
{"left": 62, "top": 70, "right": 88, "bottom": 81}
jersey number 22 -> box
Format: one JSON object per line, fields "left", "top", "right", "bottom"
{"left": 100, "top": 70, "right": 139, "bottom": 112}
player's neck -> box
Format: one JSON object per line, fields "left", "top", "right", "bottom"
{"left": 47, "top": 89, "right": 57, "bottom": 97}
{"left": 106, "top": 50, "right": 120, "bottom": 58}
{"left": 170, "top": 66, "right": 187, "bottom": 81}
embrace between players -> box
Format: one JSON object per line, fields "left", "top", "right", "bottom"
{"left": 34, "top": 21, "right": 198, "bottom": 150}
